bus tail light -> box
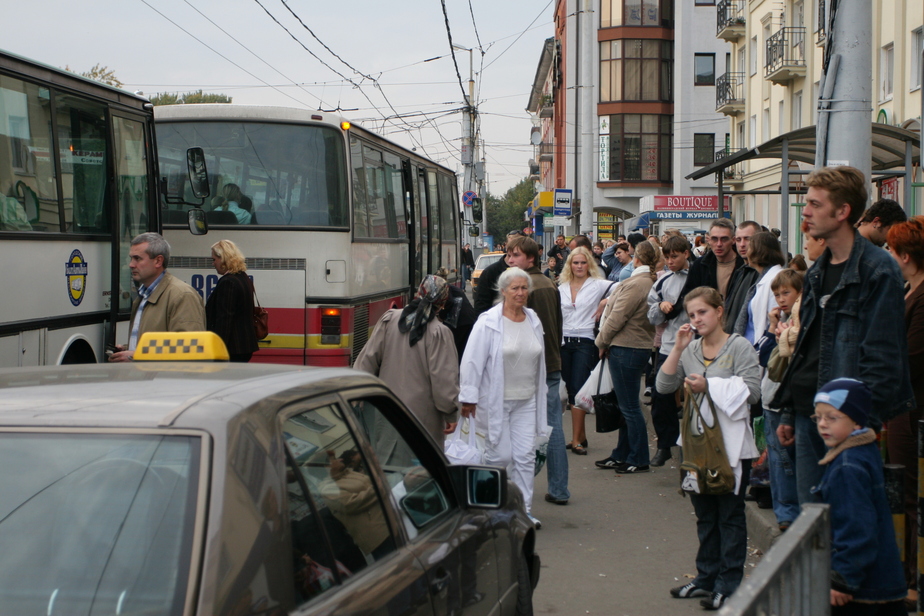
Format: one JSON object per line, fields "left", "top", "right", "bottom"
{"left": 320, "top": 308, "right": 342, "bottom": 344}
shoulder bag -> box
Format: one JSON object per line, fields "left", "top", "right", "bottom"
{"left": 594, "top": 354, "right": 625, "bottom": 433}
{"left": 250, "top": 279, "right": 269, "bottom": 341}
{"left": 679, "top": 382, "right": 735, "bottom": 496}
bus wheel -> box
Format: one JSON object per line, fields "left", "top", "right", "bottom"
{"left": 61, "top": 340, "right": 97, "bottom": 364}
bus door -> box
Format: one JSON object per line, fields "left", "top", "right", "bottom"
{"left": 414, "top": 166, "right": 430, "bottom": 283}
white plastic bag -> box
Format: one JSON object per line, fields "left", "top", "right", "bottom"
{"left": 444, "top": 418, "right": 484, "bottom": 465}
{"left": 574, "top": 359, "right": 613, "bottom": 414}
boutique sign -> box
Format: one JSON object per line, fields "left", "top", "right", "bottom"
{"left": 651, "top": 196, "right": 728, "bottom": 211}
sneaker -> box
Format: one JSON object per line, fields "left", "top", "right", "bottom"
{"left": 700, "top": 592, "right": 726, "bottom": 610}
{"left": 528, "top": 514, "right": 542, "bottom": 529}
{"left": 650, "top": 448, "right": 673, "bottom": 467}
{"left": 595, "top": 457, "right": 622, "bottom": 469}
{"left": 614, "top": 463, "right": 650, "bottom": 474}
{"left": 670, "top": 582, "right": 710, "bottom": 598}
{"left": 644, "top": 386, "right": 652, "bottom": 397}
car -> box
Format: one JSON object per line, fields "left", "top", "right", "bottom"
{"left": 471, "top": 252, "right": 506, "bottom": 290}
{"left": 0, "top": 332, "right": 539, "bottom": 615}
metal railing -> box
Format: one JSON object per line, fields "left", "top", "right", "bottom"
{"left": 714, "top": 147, "right": 745, "bottom": 181}
{"left": 718, "top": 504, "right": 831, "bottom": 615}
{"left": 716, "top": 0, "right": 746, "bottom": 36}
{"left": 716, "top": 72, "right": 745, "bottom": 110}
{"left": 765, "top": 27, "right": 807, "bottom": 77}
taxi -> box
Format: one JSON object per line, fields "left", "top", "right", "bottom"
{"left": 471, "top": 252, "right": 506, "bottom": 291}
{"left": 0, "top": 332, "right": 539, "bottom": 615}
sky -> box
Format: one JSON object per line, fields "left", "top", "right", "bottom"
{"left": 5, "top": 0, "right": 555, "bottom": 195}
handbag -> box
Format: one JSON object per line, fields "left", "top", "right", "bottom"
{"left": 679, "top": 383, "right": 735, "bottom": 496}
{"left": 593, "top": 355, "right": 625, "bottom": 433}
{"left": 575, "top": 358, "right": 612, "bottom": 414}
{"left": 251, "top": 280, "right": 269, "bottom": 340}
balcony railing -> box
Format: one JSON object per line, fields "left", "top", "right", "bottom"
{"left": 716, "top": 0, "right": 746, "bottom": 41}
{"left": 715, "top": 72, "right": 745, "bottom": 116}
{"left": 765, "top": 27, "right": 806, "bottom": 83}
{"left": 539, "top": 142, "right": 554, "bottom": 162}
{"left": 715, "top": 147, "right": 746, "bottom": 182}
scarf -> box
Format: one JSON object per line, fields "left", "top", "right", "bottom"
{"left": 399, "top": 275, "right": 449, "bottom": 347}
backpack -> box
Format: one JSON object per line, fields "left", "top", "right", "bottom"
{"left": 679, "top": 382, "right": 736, "bottom": 496}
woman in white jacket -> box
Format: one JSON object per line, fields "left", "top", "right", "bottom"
{"left": 732, "top": 232, "right": 786, "bottom": 342}
{"left": 459, "top": 267, "right": 547, "bottom": 527}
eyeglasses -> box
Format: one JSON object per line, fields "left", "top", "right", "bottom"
{"left": 810, "top": 413, "right": 846, "bottom": 424}
{"left": 507, "top": 230, "right": 526, "bottom": 237}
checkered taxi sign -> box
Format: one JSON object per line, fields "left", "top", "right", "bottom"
{"left": 135, "top": 331, "right": 229, "bottom": 361}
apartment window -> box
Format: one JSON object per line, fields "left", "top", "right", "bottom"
{"left": 762, "top": 108, "right": 770, "bottom": 141}
{"left": 600, "top": 114, "right": 672, "bottom": 182}
{"left": 749, "top": 36, "right": 758, "bottom": 75}
{"left": 694, "top": 54, "right": 715, "bottom": 85}
{"left": 749, "top": 115, "right": 757, "bottom": 148}
{"left": 737, "top": 121, "right": 745, "bottom": 151}
{"left": 912, "top": 28, "right": 922, "bottom": 90}
{"left": 778, "top": 100, "right": 785, "bottom": 135}
{"left": 600, "top": 0, "right": 673, "bottom": 28}
{"left": 695, "top": 0, "right": 715, "bottom": 4}
{"left": 693, "top": 134, "right": 715, "bottom": 166}
{"left": 792, "top": 90, "right": 803, "bottom": 130}
{"left": 880, "top": 43, "right": 894, "bottom": 101}
{"left": 600, "top": 40, "right": 673, "bottom": 102}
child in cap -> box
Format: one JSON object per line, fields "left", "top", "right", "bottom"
{"left": 813, "top": 378, "right": 906, "bottom": 615}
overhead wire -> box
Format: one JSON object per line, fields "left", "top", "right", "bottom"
{"left": 440, "top": 0, "right": 472, "bottom": 104}
{"left": 137, "top": 0, "right": 327, "bottom": 108}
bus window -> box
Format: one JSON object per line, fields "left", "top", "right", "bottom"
{"left": 56, "top": 94, "right": 110, "bottom": 234}
{"left": 427, "top": 170, "right": 440, "bottom": 269}
{"left": 437, "top": 173, "right": 458, "bottom": 275}
{"left": 0, "top": 75, "right": 58, "bottom": 232}
{"left": 351, "top": 137, "right": 370, "bottom": 237}
{"left": 382, "top": 151, "right": 407, "bottom": 240}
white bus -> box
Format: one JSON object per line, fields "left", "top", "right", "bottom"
{"left": 0, "top": 50, "right": 160, "bottom": 366}
{"left": 155, "top": 104, "right": 461, "bottom": 367}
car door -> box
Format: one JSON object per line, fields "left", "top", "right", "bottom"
{"left": 342, "top": 390, "right": 502, "bottom": 616}
{"left": 278, "top": 395, "right": 435, "bottom": 616}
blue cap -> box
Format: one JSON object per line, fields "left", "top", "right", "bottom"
{"left": 813, "top": 378, "right": 872, "bottom": 427}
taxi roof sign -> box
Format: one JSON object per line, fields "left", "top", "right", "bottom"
{"left": 135, "top": 331, "right": 229, "bottom": 362}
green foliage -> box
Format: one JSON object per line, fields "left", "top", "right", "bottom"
{"left": 485, "top": 178, "right": 535, "bottom": 240}
{"left": 65, "top": 64, "right": 123, "bottom": 88}
{"left": 150, "top": 90, "right": 232, "bottom": 105}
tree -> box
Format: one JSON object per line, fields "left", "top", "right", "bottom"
{"left": 485, "top": 178, "right": 535, "bottom": 241}
{"left": 65, "top": 64, "right": 123, "bottom": 88}
{"left": 150, "top": 90, "right": 232, "bottom": 105}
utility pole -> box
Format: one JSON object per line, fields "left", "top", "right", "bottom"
{"left": 454, "top": 44, "right": 480, "bottom": 246}
{"left": 815, "top": 0, "right": 872, "bottom": 190}
{"left": 579, "top": 0, "right": 595, "bottom": 237}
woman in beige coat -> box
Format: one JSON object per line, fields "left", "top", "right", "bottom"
{"left": 594, "top": 241, "right": 659, "bottom": 473}
{"left": 355, "top": 275, "right": 460, "bottom": 450}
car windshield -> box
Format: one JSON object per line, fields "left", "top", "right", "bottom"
{"left": 0, "top": 433, "right": 200, "bottom": 615}
{"left": 476, "top": 254, "right": 503, "bottom": 268}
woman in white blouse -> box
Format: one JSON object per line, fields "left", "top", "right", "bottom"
{"left": 460, "top": 267, "right": 547, "bottom": 527}
{"left": 559, "top": 247, "right": 613, "bottom": 455}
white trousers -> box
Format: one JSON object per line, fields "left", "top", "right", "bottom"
{"left": 485, "top": 398, "right": 536, "bottom": 514}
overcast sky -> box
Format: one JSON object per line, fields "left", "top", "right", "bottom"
{"left": 6, "top": 0, "right": 554, "bottom": 194}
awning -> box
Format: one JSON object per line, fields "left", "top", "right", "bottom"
{"left": 687, "top": 123, "right": 921, "bottom": 181}
{"left": 623, "top": 212, "right": 650, "bottom": 231}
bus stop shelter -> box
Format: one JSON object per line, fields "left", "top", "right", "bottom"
{"left": 685, "top": 123, "right": 921, "bottom": 256}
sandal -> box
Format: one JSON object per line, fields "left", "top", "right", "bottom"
{"left": 571, "top": 443, "right": 588, "bottom": 455}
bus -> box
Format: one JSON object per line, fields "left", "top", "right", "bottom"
{"left": 155, "top": 104, "right": 461, "bottom": 367}
{"left": 0, "top": 50, "right": 160, "bottom": 366}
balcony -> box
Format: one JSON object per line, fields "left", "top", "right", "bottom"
{"left": 539, "top": 94, "right": 554, "bottom": 118}
{"left": 538, "top": 142, "right": 554, "bottom": 162}
{"left": 715, "top": 148, "right": 745, "bottom": 184}
{"left": 765, "top": 27, "right": 806, "bottom": 84}
{"left": 716, "top": 0, "right": 746, "bottom": 42}
{"left": 816, "top": 0, "right": 826, "bottom": 45}
{"left": 716, "top": 72, "right": 745, "bottom": 116}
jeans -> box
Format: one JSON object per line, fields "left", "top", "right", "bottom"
{"left": 763, "top": 410, "right": 799, "bottom": 525}
{"left": 690, "top": 461, "right": 751, "bottom": 596}
{"left": 607, "top": 346, "right": 651, "bottom": 466}
{"left": 794, "top": 412, "right": 827, "bottom": 505}
{"left": 561, "top": 338, "right": 598, "bottom": 404}
{"left": 545, "top": 371, "right": 570, "bottom": 501}
{"left": 650, "top": 352, "right": 679, "bottom": 450}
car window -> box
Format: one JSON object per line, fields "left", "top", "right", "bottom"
{"left": 282, "top": 403, "right": 397, "bottom": 606}
{"left": 475, "top": 254, "right": 502, "bottom": 269}
{"left": 0, "top": 433, "right": 200, "bottom": 616}
{"left": 348, "top": 397, "right": 451, "bottom": 538}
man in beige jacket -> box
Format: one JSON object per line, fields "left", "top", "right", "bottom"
{"left": 109, "top": 232, "right": 205, "bottom": 361}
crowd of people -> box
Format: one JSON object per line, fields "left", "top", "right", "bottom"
{"left": 354, "top": 165, "right": 921, "bottom": 614}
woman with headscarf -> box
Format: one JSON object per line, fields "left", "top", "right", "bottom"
{"left": 354, "top": 275, "right": 461, "bottom": 445}
{"left": 459, "top": 267, "right": 547, "bottom": 527}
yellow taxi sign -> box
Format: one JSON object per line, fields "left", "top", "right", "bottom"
{"left": 135, "top": 331, "right": 230, "bottom": 362}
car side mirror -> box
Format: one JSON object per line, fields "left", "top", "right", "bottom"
{"left": 186, "top": 147, "right": 210, "bottom": 199}
{"left": 449, "top": 466, "right": 506, "bottom": 508}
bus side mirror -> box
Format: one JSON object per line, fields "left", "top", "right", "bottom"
{"left": 188, "top": 208, "right": 207, "bottom": 236}
{"left": 471, "top": 197, "right": 483, "bottom": 223}
{"left": 468, "top": 226, "right": 479, "bottom": 237}
{"left": 187, "top": 147, "right": 210, "bottom": 199}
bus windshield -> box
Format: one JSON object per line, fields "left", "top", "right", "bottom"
{"left": 157, "top": 121, "right": 349, "bottom": 228}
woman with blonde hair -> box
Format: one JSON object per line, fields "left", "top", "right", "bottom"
{"left": 559, "top": 247, "right": 613, "bottom": 454}
{"left": 207, "top": 239, "right": 259, "bottom": 362}
{"left": 594, "top": 241, "right": 659, "bottom": 472}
